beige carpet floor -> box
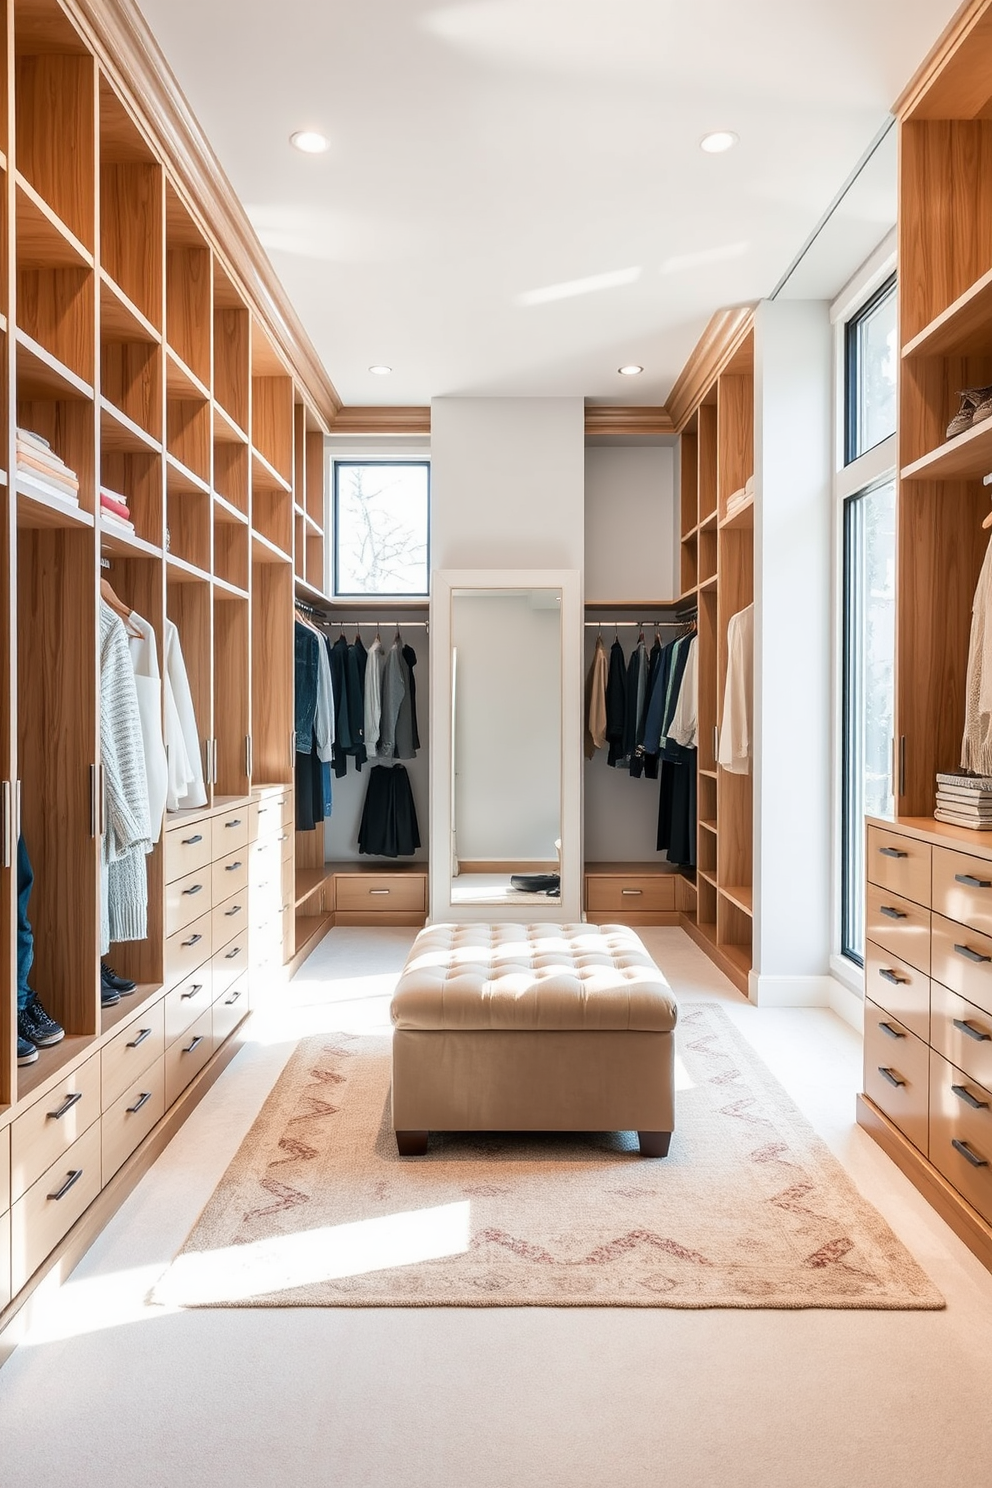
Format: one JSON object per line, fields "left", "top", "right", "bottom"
{"left": 154, "top": 1001, "right": 942, "bottom": 1310}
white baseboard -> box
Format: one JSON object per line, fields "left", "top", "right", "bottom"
{"left": 828, "top": 977, "right": 865, "bottom": 1033}
{"left": 747, "top": 970, "right": 865, "bottom": 1030}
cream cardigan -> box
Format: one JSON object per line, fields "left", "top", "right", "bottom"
{"left": 100, "top": 603, "right": 152, "bottom": 953}
{"left": 962, "top": 536, "right": 992, "bottom": 776}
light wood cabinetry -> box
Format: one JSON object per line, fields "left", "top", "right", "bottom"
{"left": 584, "top": 864, "right": 681, "bottom": 927}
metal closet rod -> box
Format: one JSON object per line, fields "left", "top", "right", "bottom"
{"left": 583, "top": 618, "right": 692, "bottom": 628}
{"left": 295, "top": 601, "right": 428, "bottom": 630}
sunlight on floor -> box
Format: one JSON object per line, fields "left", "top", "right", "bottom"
{"left": 20, "top": 1264, "right": 182, "bottom": 1347}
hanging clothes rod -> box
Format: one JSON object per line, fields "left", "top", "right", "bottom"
{"left": 295, "top": 601, "right": 429, "bottom": 631}
{"left": 583, "top": 619, "right": 691, "bottom": 629}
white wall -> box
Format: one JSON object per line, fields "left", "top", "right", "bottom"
{"left": 584, "top": 445, "right": 676, "bottom": 603}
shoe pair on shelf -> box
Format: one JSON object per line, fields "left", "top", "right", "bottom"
{"left": 17, "top": 992, "right": 64, "bottom": 1067}
{"left": 102, "top": 962, "right": 136, "bottom": 1008}
{"left": 947, "top": 386, "right": 992, "bottom": 439}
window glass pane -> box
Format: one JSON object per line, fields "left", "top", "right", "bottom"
{"left": 333, "top": 462, "right": 429, "bottom": 597}
{"left": 846, "top": 278, "right": 897, "bottom": 462}
{"left": 842, "top": 477, "right": 896, "bottom": 964}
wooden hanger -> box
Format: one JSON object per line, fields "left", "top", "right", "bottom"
{"left": 100, "top": 578, "right": 142, "bottom": 638}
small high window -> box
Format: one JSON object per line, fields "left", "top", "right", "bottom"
{"left": 844, "top": 275, "right": 897, "bottom": 463}
{"left": 332, "top": 460, "right": 430, "bottom": 598}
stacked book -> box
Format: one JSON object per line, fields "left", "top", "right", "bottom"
{"left": 100, "top": 486, "right": 135, "bottom": 536}
{"left": 935, "top": 773, "right": 992, "bottom": 829}
{"left": 725, "top": 474, "right": 754, "bottom": 520}
{"left": 16, "top": 428, "right": 80, "bottom": 507}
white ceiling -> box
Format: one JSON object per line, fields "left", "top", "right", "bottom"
{"left": 137, "top": 0, "right": 959, "bottom": 407}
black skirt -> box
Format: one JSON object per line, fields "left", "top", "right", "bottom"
{"left": 358, "top": 764, "right": 421, "bottom": 858}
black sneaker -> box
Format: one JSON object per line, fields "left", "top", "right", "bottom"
{"left": 102, "top": 963, "right": 136, "bottom": 995}
{"left": 101, "top": 980, "right": 121, "bottom": 1008}
{"left": 17, "top": 1033, "right": 38, "bottom": 1066}
{"left": 19, "top": 993, "right": 64, "bottom": 1048}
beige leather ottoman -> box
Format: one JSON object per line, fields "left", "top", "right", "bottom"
{"left": 390, "top": 923, "right": 678, "bottom": 1157}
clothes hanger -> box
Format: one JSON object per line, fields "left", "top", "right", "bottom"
{"left": 100, "top": 577, "right": 142, "bottom": 638}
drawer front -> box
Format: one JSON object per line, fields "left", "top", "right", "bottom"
{"left": 866, "top": 826, "right": 931, "bottom": 907}
{"left": 212, "top": 847, "right": 248, "bottom": 903}
{"left": 585, "top": 875, "right": 676, "bottom": 913}
{"left": 165, "top": 821, "right": 212, "bottom": 884}
{"left": 933, "top": 846, "right": 992, "bottom": 936}
{"left": 863, "top": 999, "right": 929, "bottom": 1154}
{"left": 929, "top": 1048, "right": 992, "bottom": 1225}
{"left": 0, "top": 1127, "right": 9, "bottom": 1217}
{"left": 864, "top": 941, "right": 930, "bottom": 1044}
{"left": 164, "top": 966, "right": 213, "bottom": 1046}
{"left": 10, "top": 1055, "right": 101, "bottom": 1204}
{"left": 211, "top": 809, "right": 249, "bottom": 860}
{"left": 211, "top": 936, "right": 249, "bottom": 1000}
{"left": 165, "top": 864, "right": 212, "bottom": 937}
{"left": 165, "top": 1010, "right": 213, "bottom": 1107}
{"left": 335, "top": 874, "right": 426, "bottom": 913}
{"left": 101, "top": 1000, "right": 166, "bottom": 1111}
{"left": 213, "top": 976, "right": 249, "bottom": 1045}
{"left": 249, "top": 832, "right": 283, "bottom": 883}
{"left": 254, "top": 792, "right": 289, "bottom": 840}
{"left": 212, "top": 889, "right": 249, "bottom": 953}
{"left": 10, "top": 1122, "right": 102, "bottom": 1296}
{"left": 102, "top": 1058, "right": 165, "bottom": 1183}
{"left": 164, "top": 909, "right": 212, "bottom": 991}
{"left": 931, "top": 981, "right": 992, "bottom": 1090}
{"left": 0, "top": 1211, "right": 9, "bottom": 1311}
{"left": 866, "top": 883, "right": 931, "bottom": 975}
{"left": 931, "top": 914, "right": 992, "bottom": 1014}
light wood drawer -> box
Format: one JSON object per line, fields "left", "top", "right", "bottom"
{"left": 0, "top": 1211, "right": 10, "bottom": 1311}
{"left": 0, "top": 1127, "right": 9, "bottom": 1217}
{"left": 211, "top": 936, "right": 249, "bottom": 1001}
{"left": 11, "top": 1055, "right": 101, "bottom": 1204}
{"left": 933, "top": 846, "right": 992, "bottom": 936}
{"left": 10, "top": 1122, "right": 102, "bottom": 1296}
{"left": 931, "top": 981, "right": 992, "bottom": 1090}
{"left": 864, "top": 999, "right": 929, "bottom": 1154}
{"left": 102, "top": 1000, "right": 166, "bottom": 1111}
{"left": 254, "top": 792, "right": 289, "bottom": 840}
{"left": 213, "top": 890, "right": 249, "bottom": 952}
{"left": 929, "top": 1048, "right": 992, "bottom": 1225}
{"left": 931, "top": 914, "right": 992, "bottom": 1015}
{"left": 164, "top": 909, "right": 212, "bottom": 991}
{"left": 165, "top": 864, "right": 212, "bottom": 937}
{"left": 335, "top": 874, "right": 426, "bottom": 913}
{"left": 102, "top": 1058, "right": 165, "bottom": 1183}
{"left": 212, "top": 847, "right": 248, "bottom": 902}
{"left": 211, "top": 809, "right": 249, "bottom": 860}
{"left": 282, "top": 792, "right": 294, "bottom": 830}
{"left": 164, "top": 966, "right": 213, "bottom": 1046}
{"left": 864, "top": 940, "right": 930, "bottom": 1044}
{"left": 165, "top": 1010, "right": 213, "bottom": 1107}
{"left": 866, "top": 883, "right": 931, "bottom": 975}
{"left": 165, "top": 820, "right": 212, "bottom": 884}
{"left": 866, "top": 826, "right": 931, "bottom": 907}
{"left": 586, "top": 874, "right": 676, "bottom": 913}
{"left": 213, "top": 976, "right": 249, "bottom": 1045}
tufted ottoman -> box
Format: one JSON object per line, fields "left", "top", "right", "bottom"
{"left": 389, "top": 923, "right": 678, "bottom": 1157}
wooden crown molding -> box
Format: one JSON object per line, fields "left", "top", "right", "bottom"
{"left": 894, "top": 0, "right": 992, "bottom": 121}
{"left": 664, "top": 307, "right": 756, "bottom": 432}
{"left": 583, "top": 405, "right": 674, "bottom": 437}
{"left": 66, "top": 0, "right": 342, "bottom": 427}
{"left": 329, "top": 407, "right": 432, "bottom": 437}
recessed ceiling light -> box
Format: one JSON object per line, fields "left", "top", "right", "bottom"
{"left": 618, "top": 364, "right": 644, "bottom": 376}
{"left": 290, "top": 130, "right": 329, "bottom": 154}
{"left": 368, "top": 365, "right": 392, "bottom": 375}
{"left": 700, "top": 130, "right": 739, "bottom": 154}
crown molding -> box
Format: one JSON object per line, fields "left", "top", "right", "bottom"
{"left": 329, "top": 407, "right": 432, "bottom": 437}
{"left": 894, "top": 0, "right": 992, "bottom": 120}
{"left": 583, "top": 405, "right": 674, "bottom": 437}
{"left": 664, "top": 307, "right": 756, "bottom": 431}
{"left": 65, "top": 0, "right": 341, "bottom": 425}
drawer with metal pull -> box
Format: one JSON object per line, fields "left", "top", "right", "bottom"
{"left": 929, "top": 1048, "right": 992, "bottom": 1225}
{"left": 211, "top": 809, "right": 249, "bottom": 860}
{"left": 10, "top": 1055, "right": 101, "bottom": 1204}
{"left": 102, "top": 1058, "right": 166, "bottom": 1183}
{"left": 585, "top": 873, "right": 677, "bottom": 914}
{"left": 9, "top": 1121, "right": 102, "bottom": 1296}
{"left": 866, "top": 826, "right": 931, "bottom": 908}
{"left": 164, "top": 966, "right": 214, "bottom": 1046}
{"left": 863, "top": 999, "right": 929, "bottom": 1154}
{"left": 931, "top": 913, "right": 992, "bottom": 1012}
{"left": 164, "top": 909, "right": 213, "bottom": 991}
{"left": 164, "top": 819, "right": 213, "bottom": 884}
{"left": 165, "top": 864, "right": 212, "bottom": 938}
{"left": 864, "top": 940, "right": 930, "bottom": 1043}
{"left": 335, "top": 873, "right": 427, "bottom": 913}
{"left": 211, "top": 847, "right": 248, "bottom": 902}
{"left": 931, "top": 981, "right": 992, "bottom": 1090}
{"left": 933, "top": 846, "right": 992, "bottom": 936}
{"left": 165, "top": 1009, "right": 214, "bottom": 1107}
{"left": 102, "top": 1000, "right": 166, "bottom": 1111}
{"left": 253, "top": 790, "right": 290, "bottom": 841}
{"left": 866, "top": 883, "right": 931, "bottom": 975}
{"left": 213, "top": 976, "right": 250, "bottom": 1045}
{"left": 212, "top": 890, "right": 248, "bottom": 953}
{"left": 211, "top": 935, "right": 249, "bottom": 1001}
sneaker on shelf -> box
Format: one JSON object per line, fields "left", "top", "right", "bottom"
{"left": 101, "top": 981, "right": 121, "bottom": 1008}
{"left": 17, "top": 1033, "right": 38, "bottom": 1067}
{"left": 19, "top": 993, "right": 64, "bottom": 1048}
{"left": 102, "top": 963, "right": 136, "bottom": 995}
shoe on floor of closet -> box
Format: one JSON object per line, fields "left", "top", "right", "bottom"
{"left": 102, "top": 962, "right": 136, "bottom": 994}
{"left": 17, "top": 1033, "right": 38, "bottom": 1066}
{"left": 18, "top": 993, "right": 64, "bottom": 1048}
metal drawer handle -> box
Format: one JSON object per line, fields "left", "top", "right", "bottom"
{"left": 621, "top": 888, "right": 643, "bottom": 896}
{"left": 226, "top": 861, "right": 243, "bottom": 871}
{"left": 127, "top": 1091, "right": 152, "bottom": 1114}
{"left": 48, "top": 1169, "right": 83, "bottom": 1201}
{"left": 182, "top": 834, "right": 203, "bottom": 845}
{"left": 880, "top": 905, "right": 908, "bottom": 920}
{"left": 225, "top": 818, "right": 243, "bottom": 827}
{"left": 952, "top": 1138, "right": 989, "bottom": 1168}
{"left": 879, "top": 968, "right": 907, "bottom": 985}
{"left": 954, "top": 942, "right": 992, "bottom": 964}
{"left": 182, "top": 882, "right": 203, "bottom": 895}
{"left": 952, "top": 1084, "right": 990, "bottom": 1111}
{"left": 954, "top": 1017, "right": 991, "bottom": 1042}
{"left": 127, "top": 1027, "right": 153, "bottom": 1049}
{"left": 180, "top": 983, "right": 204, "bottom": 1000}
{"left": 225, "top": 904, "right": 242, "bottom": 916}
{"left": 225, "top": 946, "right": 241, "bottom": 959}
{"left": 183, "top": 1035, "right": 204, "bottom": 1055}
{"left": 48, "top": 1090, "right": 83, "bottom": 1121}
{"left": 878, "top": 1022, "right": 905, "bottom": 1040}
{"left": 956, "top": 873, "right": 992, "bottom": 888}
{"left": 877, "top": 1066, "right": 906, "bottom": 1088}
{"left": 369, "top": 888, "right": 390, "bottom": 895}
{"left": 879, "top": 847, "right": 908, "bottom": 859}
{"left": 182, "top": 933, "right": 202, "bottom": 948}
{"left": 224, "top": 989, "right": 242, "bottom": 1006}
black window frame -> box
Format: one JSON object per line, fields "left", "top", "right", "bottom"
{"left": 331, "top": 458, "right": 431, "bottom": 600}
{"left": 844, "top": 272, "right": 897, "bottom": 466}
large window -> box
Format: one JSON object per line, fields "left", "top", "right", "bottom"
{"left": 332, "top": 460, "right": 430, "bottom": 598}
{"left": 844, "top": 275, "right": 897, "bottom": 463}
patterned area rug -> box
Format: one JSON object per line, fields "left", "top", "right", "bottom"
{"left": 154, "top": 1003, "right": 943, "bottom": 1309}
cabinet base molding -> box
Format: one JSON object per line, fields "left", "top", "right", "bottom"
{"left": 0, "top": 1023, "right": 248, "bottom": 1371}
{"left": 585, "top": 911, "right": 680, "bottom": 927}
{"left": 679, "top": 914, "right": 749, "bottom": 997}
{"left": 857, "top": 1094, "right": 992, "bottom": 1277}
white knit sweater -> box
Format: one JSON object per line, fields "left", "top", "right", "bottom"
{"left": 962, "top": 537, "right": 992, "bottom": 777}
{"left": 100, "top": 602, "right": 151, "bottom": 953}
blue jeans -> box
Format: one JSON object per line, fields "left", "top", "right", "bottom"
{"left": 17, "top": 835, "right": 34, "bottom": 1011}
{"left": 294, "top": 622, "right": 318, "bottom": 747}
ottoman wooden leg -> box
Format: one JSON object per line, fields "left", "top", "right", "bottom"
{"left": 396, "top": 1130, "right": 429, "bottom": 1156}
{"left": 638, "top": 1130, "right": 672, "bottom": 1158}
